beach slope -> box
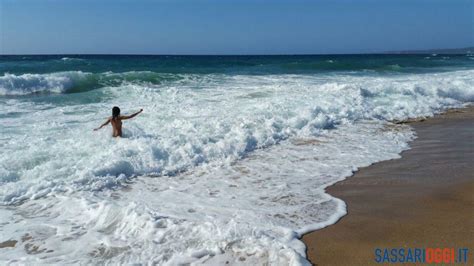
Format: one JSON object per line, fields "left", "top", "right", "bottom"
{"left": 302, "top": 107, "right": 474, "bottom": 265}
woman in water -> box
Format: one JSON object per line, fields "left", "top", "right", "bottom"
{"left": 94, "top": 106, "right": 143, "bottom": 137}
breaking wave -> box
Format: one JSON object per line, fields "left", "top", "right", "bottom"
{"left": 0, "top": 71, "right": 186, "bottom": 96}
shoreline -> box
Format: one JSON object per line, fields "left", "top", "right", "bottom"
{"left": 302, "top": 106, "right": 474, "bottom": 265}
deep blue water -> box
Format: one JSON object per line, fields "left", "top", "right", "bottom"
{"left": 1, "top": 54, "right": 473, "bottom": 75}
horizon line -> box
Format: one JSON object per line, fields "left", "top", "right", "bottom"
{"left": 2, "top": 46, "right": 473, "bottom": 57}
{"left": 1, "top": 52, "right": 473, "bottom": 57}
{"left": 2, "top": 45, "right": 473, "bottom": 57}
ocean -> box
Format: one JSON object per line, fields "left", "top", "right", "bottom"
{"left": 0, "top": 54, "right": 473, "bottom": 264}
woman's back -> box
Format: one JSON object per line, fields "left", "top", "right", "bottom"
{"left": 110, "top": 117, "right": 123, "bottom": 137}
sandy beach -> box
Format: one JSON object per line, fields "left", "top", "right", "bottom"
{"left": 302, "top": 106, "right": 474, "bottom": 265}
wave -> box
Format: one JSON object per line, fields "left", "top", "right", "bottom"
{"left": 1, "top": 70, "right": 473, "bottom": 204}
{"left": 280, "top": 61, "right": 412, "bottom": 73}
{"left": 60, "top": 57, "right": 84, "bottom": 62}
{"left": 0, "top": 71, "right": 186, "bottom": 96}
{"left": 0, "top": 71, "right": 95, "bottom": 95}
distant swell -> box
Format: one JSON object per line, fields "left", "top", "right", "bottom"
{"left": 60, "top": 57, "right": 85, "bottom": 61}
{"left": 0, "top": 71, "right": 184, "bottom": 96}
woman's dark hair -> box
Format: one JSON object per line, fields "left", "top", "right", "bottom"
{"left": 112, "top": 106, "right": 120, "bottom": 119}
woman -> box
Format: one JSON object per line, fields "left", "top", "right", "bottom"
{"left": 94, "top": 106, "right": 143, "bottom": 137}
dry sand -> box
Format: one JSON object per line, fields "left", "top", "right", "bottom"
{"left": 302, "top": 107, "right": 474, "bottom": 265}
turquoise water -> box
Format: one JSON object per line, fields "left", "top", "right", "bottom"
{"left": 0, "top": 54, "right": 473, "bottom": 264}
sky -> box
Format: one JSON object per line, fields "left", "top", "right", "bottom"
{"left": 0, "top": 0, "right": 473, "bottom": 55}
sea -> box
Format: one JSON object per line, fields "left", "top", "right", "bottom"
{"left": 0, "top": 54, "right": 473, "bottom": 265}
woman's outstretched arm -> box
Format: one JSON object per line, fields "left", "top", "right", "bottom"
{"left": 94, "top": 118, "right": 111, "bottom": 131}
{"left": 121, "top": 109, "right": 143, "bottom": 120}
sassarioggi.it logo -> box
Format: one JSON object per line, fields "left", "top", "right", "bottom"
{"left": 375, "top": 247, "right": 469, "bottom": 263}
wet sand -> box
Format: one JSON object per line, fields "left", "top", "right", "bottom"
{"left": 302, "top": 107, "right": 474, "bottom": 265}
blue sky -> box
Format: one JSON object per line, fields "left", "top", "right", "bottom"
{"left": 1, "top": 0, "right": 473, "bottom": 54}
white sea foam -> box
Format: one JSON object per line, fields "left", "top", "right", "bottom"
{"left": 60, "top": 57, "right": 84, "bottom": 61}
{"left": 0, "top": 70, "right": 473, "bottom": 264}
{"left": 0, "top": 122, "right": 413, "bottom": 265}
